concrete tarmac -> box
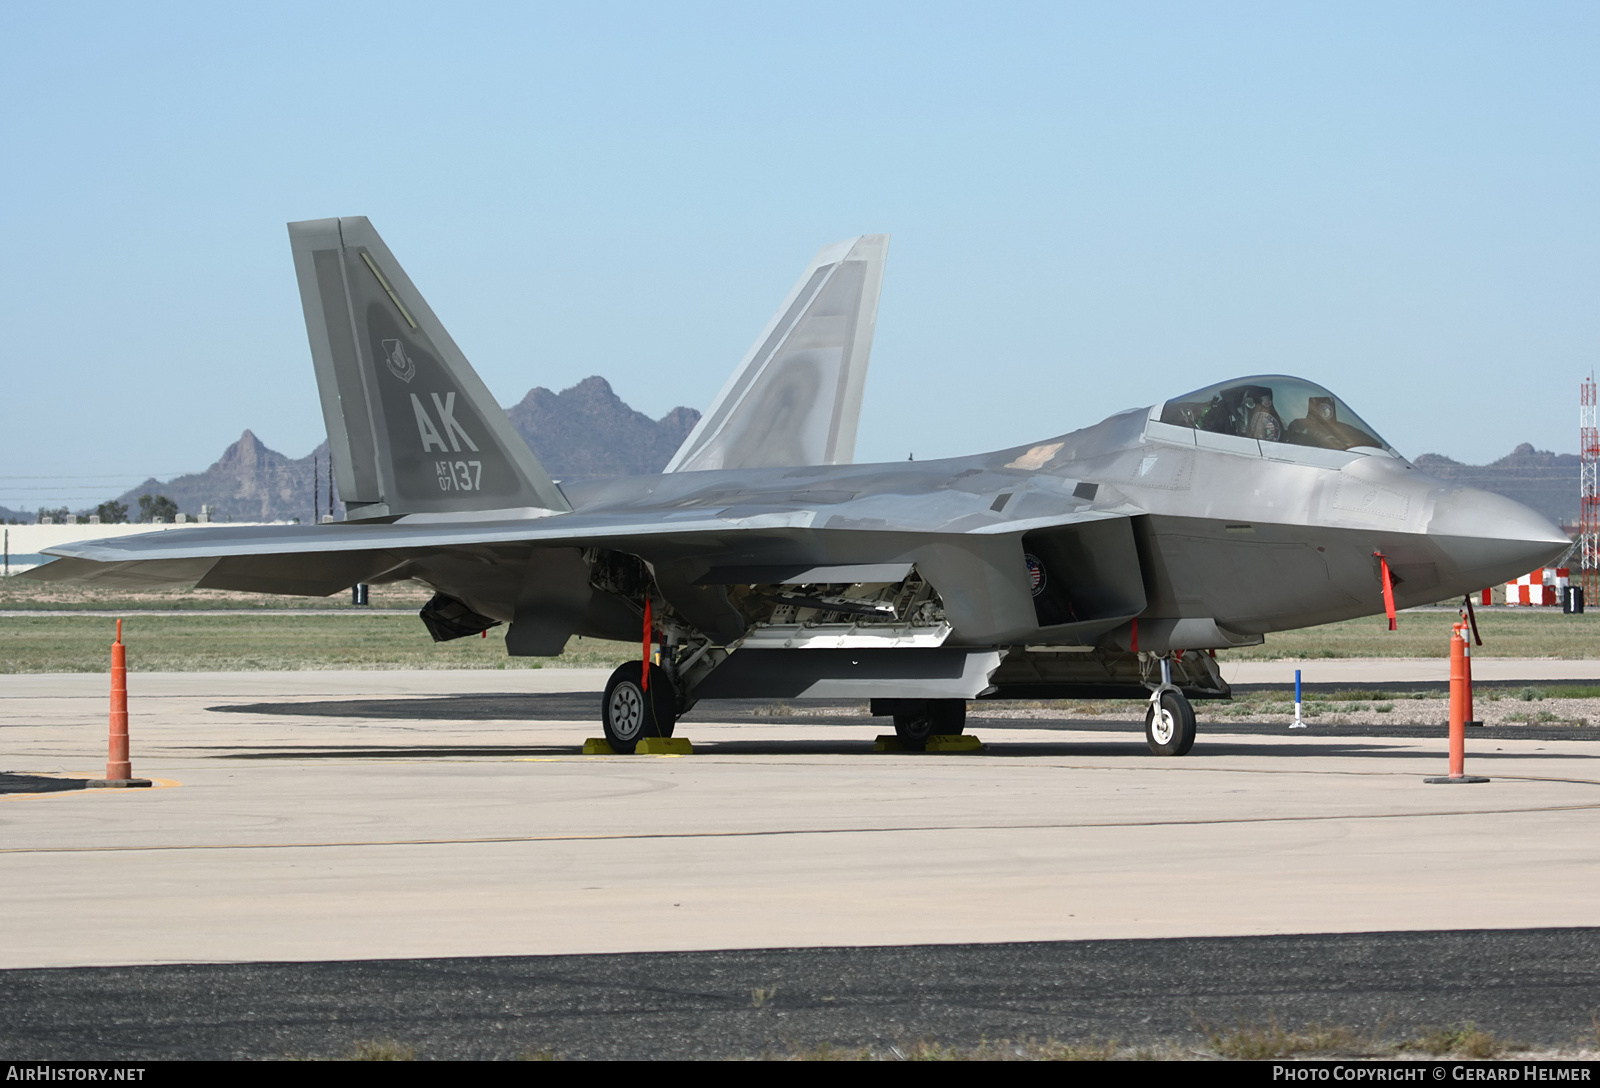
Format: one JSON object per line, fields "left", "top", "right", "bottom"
{"left": 5, "top": 667, "right": 1600, "bottom": 1057}
{"left": 3, "top": 668, "right": 1600, "bottom": 972}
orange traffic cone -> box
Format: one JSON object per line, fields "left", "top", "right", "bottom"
{"left": 103, "top": 619, "right": 151, "bottom": 788}
{"left": 1426, "top": 621, "right": 1488, "bottom": 784}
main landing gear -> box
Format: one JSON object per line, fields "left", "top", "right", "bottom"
{"left": 892, "top": 699, "right": 967, "bottom": 752}
{"left": 601, "top": 661, "right": 677, "bottom": 754}
{"left": 1144, "top": 654, "right": 1196, "bottom": 756}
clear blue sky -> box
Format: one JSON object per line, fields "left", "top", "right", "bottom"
{"left": 2, "top": 2, "right": 1595, "bottom": 510}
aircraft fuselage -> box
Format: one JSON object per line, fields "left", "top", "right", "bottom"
{"left": 554, "top": 400, "right": 1567, "bottom": 661}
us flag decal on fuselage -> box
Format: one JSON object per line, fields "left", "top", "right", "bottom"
{"left": 1025, "top": 554, "right": 1046, "bottom": 597}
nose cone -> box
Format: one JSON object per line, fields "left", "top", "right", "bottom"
{"left": 1427, "top": 486, "right": 1571, "bottom": 588}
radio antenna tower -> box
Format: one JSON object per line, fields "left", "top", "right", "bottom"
{"left": 1581, "top": 373, "right": 1598, "bottom": 601}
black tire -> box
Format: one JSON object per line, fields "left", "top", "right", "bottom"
{"left": 1144, "top": 689, "right": 1196, "bottom": 756}
{"left": 892, "top": 699, "right": 967, "bottom": 752}
{"left": 601, "top": 661, "right": 676, "bottom": 754}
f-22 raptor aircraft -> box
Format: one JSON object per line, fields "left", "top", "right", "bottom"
{"left": 32, "top": 218, "right": 1570, "bottom": 755}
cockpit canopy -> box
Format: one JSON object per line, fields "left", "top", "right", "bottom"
{"left": 1158, "top": 375, "right": 1390, "bottom": 453}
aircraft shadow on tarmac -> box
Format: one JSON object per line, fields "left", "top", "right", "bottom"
{"left": 197, "top": 744, "right": 602, "bottom": 760}
{"left": 202, "top": 692, "right": 1600, "bottom": 763}
{"left": 180, "top": 737, "right": 1598, "bottom": 763}
{"left": 210, "top": 693, "right": 613, "bottom": 721}
{"left": 0, "top": 772, "right": 92, "bottom": 794}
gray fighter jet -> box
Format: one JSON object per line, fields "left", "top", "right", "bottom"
{"left": 30, "top": 218, "right": 1570, "bottom": 755}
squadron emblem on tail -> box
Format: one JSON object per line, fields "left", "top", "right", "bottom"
{"left": 382, "top": 339, "right": 416, "bottom": 383}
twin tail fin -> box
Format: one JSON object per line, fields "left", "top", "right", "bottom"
{"left": 289, "top": 217, "right": 570, "bottom": 520}
{"left": 665, "top": 235, "right": 888, "bottom": 473}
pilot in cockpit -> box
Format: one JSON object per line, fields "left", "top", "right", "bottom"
{"left": 1160, "top": 376, "right": 1391, "bottom": 454}
{"left": 1244, "top": 389, "right": 1283, "bottom": 442}
{"left": 1286, "top": 395, "right": 1369, "bottom": 450}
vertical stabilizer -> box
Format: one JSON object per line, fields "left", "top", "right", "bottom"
{"left": 289, "top": 217, "right": 570, "bottom": 520}
{"left": 666, "top": 235, "right": 888, "bottom": 472}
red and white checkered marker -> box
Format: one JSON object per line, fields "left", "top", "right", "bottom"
{"left": 1504, "top": 567, "right": 1568, "bottom": 606}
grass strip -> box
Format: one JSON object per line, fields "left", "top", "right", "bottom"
{"left": 1217, "top": 610, "right": 1600, "bottom": 660}
{"left": 0, "top": 612, "right": 636, "bottom": 673}
{"left": 2, "top": 581, "right": 1597, "bottom": 673}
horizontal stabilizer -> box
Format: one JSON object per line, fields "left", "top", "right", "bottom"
{"left": 666, "top": 235, "right": 888, "bottom": 472}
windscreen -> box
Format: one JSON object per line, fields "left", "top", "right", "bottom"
{"left": 1159, "top": 375, "right": 1389, "bottom": 452}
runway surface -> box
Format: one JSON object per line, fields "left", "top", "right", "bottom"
{"left": 3, "top": 666, "right": 1599, "bottom": 1056}
{"left": 5, "top": 930, "right": 1600, "bottom": 1059}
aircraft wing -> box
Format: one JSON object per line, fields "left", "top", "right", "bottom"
{"left": 28, "top": 471, "right": 1117, "bottom": 596}
{"left": 24, "top": 514, "right": 797, "bottom": 593}
{"left": 665, "top": 235, "right": 888, "bottom": 473}
{"left": 29, "top": 473, "right": 1124, "bottom": 658}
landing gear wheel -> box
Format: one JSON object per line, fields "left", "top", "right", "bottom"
{"left": 602, "top": 661, "right": 676, "bottom": 754}
{"left": 893, "top": 699, "right": 967, "bottom": 752}
{"left": 1144, "top": 689, "right": 1196, "bottom": 756}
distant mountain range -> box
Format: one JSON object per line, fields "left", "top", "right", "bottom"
{"left": 0, "top": 388, "right": 1584, "bottom": 530}
{"left": 504, "top": 377, "right": 701, "bottom": 482}
{"left": 113, "top": 433, "right": 339, "bottom": 525}
{"left": 1412, "top": 444, "right": 1581, "bottom": 529}
{"left": 1, "top": 377, "right": 699, "bottom": 525}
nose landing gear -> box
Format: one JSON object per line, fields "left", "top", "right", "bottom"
{"left": 1143, "top": 654, "right": 1196, "bottom": 756}
{"left": 1145, "top": 688, "right": 1196, "bottom": 756}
